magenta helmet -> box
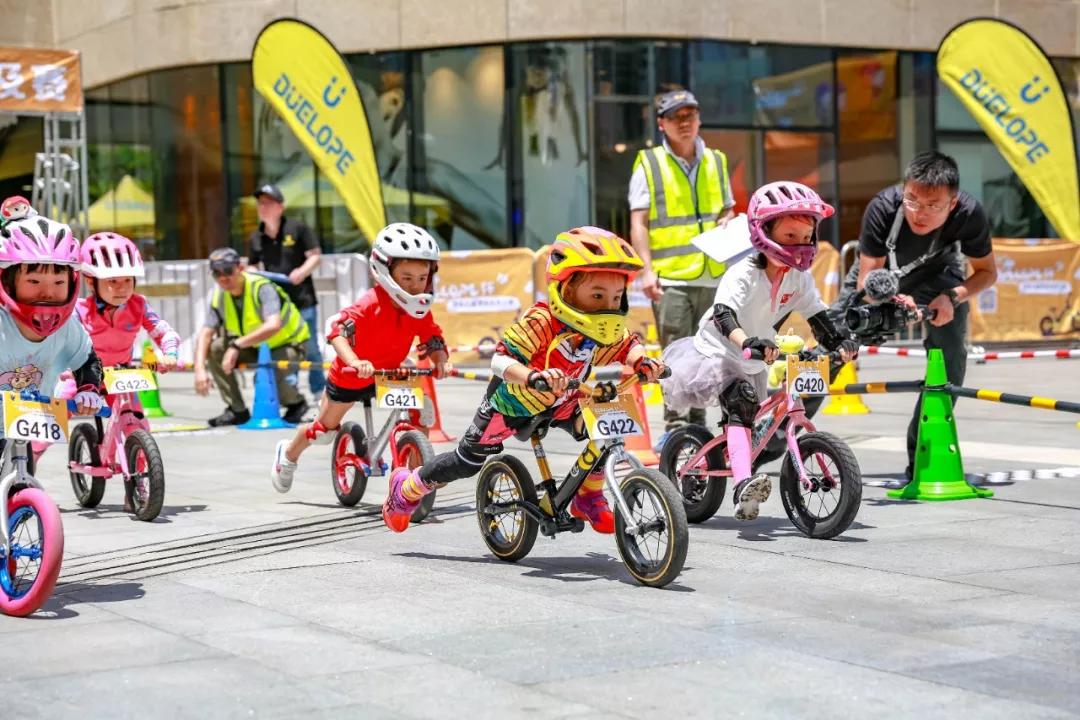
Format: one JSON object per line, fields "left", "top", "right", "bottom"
{"left": 0, "top": 216, "right": 82, "bottom": 337}
{"left": 748, "top": 181, "right": 835, "bottom": 271}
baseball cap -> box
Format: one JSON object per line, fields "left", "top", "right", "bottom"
{"left": 253, "top": 183, "right": 285, "bottom": 203}
{"left": 209, "top": 247, "right": 241, "bottom": 272}
{"left": 656, "top": 89, "right": 699, "bottom": 117}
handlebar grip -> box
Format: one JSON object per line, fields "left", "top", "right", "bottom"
{"left": 526, "top": 373, "right": 580, "bottom": 392}
{"left": 742, "top": 348, "right": 765, "bottom": 361}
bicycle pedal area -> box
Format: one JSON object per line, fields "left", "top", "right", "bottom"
{"left": 7, "top": 358, "right": 1080, "bottom": 717}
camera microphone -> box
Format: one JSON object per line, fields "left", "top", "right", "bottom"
{"left": 864, "top": 268, "right": 900, "bottom": 303}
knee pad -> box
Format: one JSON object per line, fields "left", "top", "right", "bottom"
{"left": 305, "top": 420, "right": 337, "bottom": 446}
{"left": 720, "top": 379, "right": 759, "bottom": 428}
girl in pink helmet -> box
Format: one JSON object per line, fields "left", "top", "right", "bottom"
{"left": 660, "top": 181, "right": 859, "bottom": 521}
{"left": 76, "top": 232, "right": 181, "bottom": 371}
{"left": 0, "top": 216, "right": 106, "bottom": 417}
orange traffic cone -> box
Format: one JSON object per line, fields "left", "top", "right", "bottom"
{"left": 416, "top": 357, "right": 455, "bottom": 444}
{"left": 625, "top": 382, "right": 659, "bottom": 466}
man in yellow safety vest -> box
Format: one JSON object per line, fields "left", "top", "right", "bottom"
{"left": 193, "top": 247, "right": 312, "bottom": 426}
{"left": 628, "top": 89, "right": 735, "bottom": 438}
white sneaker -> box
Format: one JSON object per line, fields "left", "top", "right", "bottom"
{"left": 271, "top": 440, "right": 298, "bottom": 493}
{"left": 734, "top": 473, "right": 772, "bottom": 521}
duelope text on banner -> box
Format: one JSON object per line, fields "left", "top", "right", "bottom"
{"left": 937, "top": 19, "right": 1080, "bottom": 242}
{"left": 252, "top": 19, "right": 385, "bottom": 243}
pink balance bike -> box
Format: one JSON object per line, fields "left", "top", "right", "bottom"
{"left": 331, "top": 367, "right": 438, "bottom": 524}
{"left": 2, "top": 393, "right": 111, "bottom": 616}
{"left": 659, "top": 334, "right": 862, "bottom": 538}
{"left": 67, "top": 366, "right": 165, "bottom": 521}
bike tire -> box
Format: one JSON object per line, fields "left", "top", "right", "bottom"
{"left": 125, "top": 429, "right": 165, "bottom": 522}
{"left": 657, "top": 424, "right": 726, "bottom": 523}
{"left": 395, "top": 429, "right": 436, "bottom": 524}
{"left": 0, "top": 488, "right": 64, "bottom": 617}
{"left": 331, "top": 422, "right": 369, "bottom": 507}
{"left": 475, "top": 454, "right": 538, "bottom": 562}
{"left": 68, "top": 422, "right": 105, "bottom": 509}
{"left": 614, "top": 468, "right": 689, "bottom": 588}
{"left": 779, "top": 431, "right": 862, "bottom": 539}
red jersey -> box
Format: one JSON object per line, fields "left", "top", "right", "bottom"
{"left": 327, "top": 286, "right": 444, "bottom": 390}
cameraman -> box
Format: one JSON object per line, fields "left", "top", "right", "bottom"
{"left": 834, "top": 151, "right": 998, "bottom": 479}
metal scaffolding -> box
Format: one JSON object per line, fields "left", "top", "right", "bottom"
{"left": 31, "top": 111, "right": 89, "bottom": 235}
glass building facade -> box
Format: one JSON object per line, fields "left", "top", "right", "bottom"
{"left": 0, "top": 40, "right": 1077, "bottom": 260}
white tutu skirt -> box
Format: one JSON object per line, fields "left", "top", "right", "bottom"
{"left": 659, "top": 337, "right": 727, "bottom": 412}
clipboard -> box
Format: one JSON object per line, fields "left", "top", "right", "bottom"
{"left": 689, "top": 213, "right": 754, "bottom": 266}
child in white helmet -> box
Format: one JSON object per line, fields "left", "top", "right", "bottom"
{"left": 270, "top": 223, "right": 450, "bottom": 493}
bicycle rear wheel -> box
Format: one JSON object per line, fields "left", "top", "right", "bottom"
{"left": 68, "top": 423, "right": 105, "bottom": 509}
{"left": 658, "top": 424, "right": 726, "bottom": 523}
{"left": 475, "top": 454, "right": 538, "bottom": 562}
{"left": 0, "top": 488, "right": 64, "bottom": 617}
{"left": 395, "top": 430, "right": 436, "bottom": 523}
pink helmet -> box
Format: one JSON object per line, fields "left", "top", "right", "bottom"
{"left": 0, "top": 216, "right": 82, "bottom": 338}
{"left": 748, "top": 181, "right": 835, "bottom": 271}
{"left": 81, "top": 232, "right": 145, "bottom": 279}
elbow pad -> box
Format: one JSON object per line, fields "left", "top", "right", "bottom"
{"left": 712, "top": 303, "right": 741, "bottom": 338}
{"left": 73, "top": 348, "right": 105, "bottom": 391}
{"left": 807, "top": 310, "right": 851, "bottom": 352}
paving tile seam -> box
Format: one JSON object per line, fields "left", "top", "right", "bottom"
{"left": 946, "top": 558, "right": 1080, "bottom": 579}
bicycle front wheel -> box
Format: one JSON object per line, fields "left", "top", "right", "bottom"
{"left": 614, "top": 468, "right": 688, "bottom": 588}
{"left": 125, "top": 429, "right": 165, "bottom": 522}
{"left": 779, "top": 431, "right": 862, "bottom": 539}
{"left": 331, "top": 422, "right": 368, "bottom": 507}
{"left": 0, "top": 488, "right": 64, "bottom": 617}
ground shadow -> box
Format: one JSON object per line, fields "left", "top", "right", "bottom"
{"left": 18, "top": 581, "right": 146, "bottom": 621}
{"left": 698, "top": 514, "right": 873, "bottom": 542}
{"left": 60, "top": 504, "right": 209, "bottom": 523}
{"left": 397, "top": 550, "right": 695, "bottom": 591}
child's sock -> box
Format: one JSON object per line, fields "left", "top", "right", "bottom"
{"left": 726, "top": 425, "right": 752, "bottom": 484}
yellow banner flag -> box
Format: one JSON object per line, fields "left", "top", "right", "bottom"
{"left": 937, "top": 18, "right": 1080, "bottom": 243}
{"left": 252, "top": 19, "right": 386, "bottom": 243}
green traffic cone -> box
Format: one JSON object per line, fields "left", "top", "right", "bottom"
{"left": 888, "top": 348, "right": 991, "bottom": 501}
{"left": 138, "top": 340, "right": 171, "bottom": 418}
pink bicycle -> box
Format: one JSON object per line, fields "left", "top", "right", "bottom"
{"left": 67, "top": 367, "right": 165, "bottom": 522}
{"left": 659, "top": 335, "right": 862, "bottom": 538}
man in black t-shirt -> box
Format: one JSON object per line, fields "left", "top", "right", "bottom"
{"left": 834, "top": 151, "right": 998, "bottom": 479}
{"left": 249, "top": 184, "right": 325, "bottom": 398}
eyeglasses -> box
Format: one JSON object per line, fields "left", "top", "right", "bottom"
{"left": 902, "top": 195, "right": 951, "bottom": 214}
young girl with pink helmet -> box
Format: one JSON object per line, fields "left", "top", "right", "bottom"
{"left": 660, "top": 181, "right": 859, "bottom": 521}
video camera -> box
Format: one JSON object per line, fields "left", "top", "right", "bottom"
{"left": 843, "top": 268, "right": 935, "bottom": 342}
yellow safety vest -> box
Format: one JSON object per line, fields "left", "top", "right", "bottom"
{"left": 634, "top": 145, "right": 731, "bottom": 281}
{"left": 212, "top": 272, "right": 310, "bottom": 349}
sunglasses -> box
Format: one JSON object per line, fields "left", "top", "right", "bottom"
{"left": 211, "top": 266, "right": 238, "bottom": 278}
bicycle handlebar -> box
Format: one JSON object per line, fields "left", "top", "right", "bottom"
{"left": 340, "top": 366, "right": 433, "bottom": 378}
{"left": 527, "top": 366, "right": 671, "bottom": 396}
{"left": 13, "top": 391, "right": 112, "bottom": 418}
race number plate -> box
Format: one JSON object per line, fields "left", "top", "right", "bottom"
{"left": 2, "top": 391, "right": 69, "bottom": 444}
{"left": 785, "top": 355, "right": 831, "bottom": 396}
{"left": 376, "top": 378, "right": 425, "bottom": 410}
{"left": 104, "top": 367, "right": 157, "bottom": 394}
{"left": 580, "top": 393, "right": 644, "bottom": 441}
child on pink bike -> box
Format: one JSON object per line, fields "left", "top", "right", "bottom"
{"left": 661, "top": 181, "right": 858, "bottom": 521}
{"left": 0, "top": 216, "right": 106, "bottom": 422}
{"left": 76, "top": 232, "right": 181, "bottom": 373}
{"left": 270, "top": 223, "right": 450, "bottom": 492}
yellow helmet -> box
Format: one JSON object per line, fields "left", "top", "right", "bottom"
{"left": 546, "top": 227, "right": 644, "bottom": 346}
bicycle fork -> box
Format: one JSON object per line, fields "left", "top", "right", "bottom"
{"left": 602, "top": 442, "right": 651, "bottom": 537}
{"left": 0, "top": 447, "right": 44, "bottom": 558}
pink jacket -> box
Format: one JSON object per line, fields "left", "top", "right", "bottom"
{"left": 76, "top": 294, "right": 181, "bottom": 367}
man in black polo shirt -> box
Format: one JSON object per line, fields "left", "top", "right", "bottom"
{"left": 249, "top": 184, "right": 325, "bottom": 399}
{"left": 834, "top": 151, "right": 998, "bottom": 479}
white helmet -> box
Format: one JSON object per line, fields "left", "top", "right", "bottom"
{"left": 370, "top": 223, "right": 440, "bottom": 318}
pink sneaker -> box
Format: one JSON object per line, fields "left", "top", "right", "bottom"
{"left": 382, "top": 467, "right": 433, "bottom": 533}
{"left": 570, "top": 488, "right": 615, "bottom": 534}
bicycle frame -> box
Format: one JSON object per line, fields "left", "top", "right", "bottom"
{"left": 68, "top": 391, "right": 150, "bottom": 480}
{"left": 0, "top": 441, "right": 44, "bottom": 558}
{"left": 352, "top": 401, "right": 417, "bottom": 478}
{"left": 673, "top": 382, "right": 825, "bottom": 489}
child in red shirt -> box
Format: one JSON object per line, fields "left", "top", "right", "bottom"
{"left": 381, "top": 227, "right": 665, "bottom": 533}
{"left": 271, "top": 223, "right": 449, "bottom": 492}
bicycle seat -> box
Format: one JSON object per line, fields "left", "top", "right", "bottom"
{"left": 512, "top": 414, "right": 552, "bottom": 442}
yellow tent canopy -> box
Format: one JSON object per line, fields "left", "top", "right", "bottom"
{"left": 87, "top": 174, "right": 156, "bottom": 235}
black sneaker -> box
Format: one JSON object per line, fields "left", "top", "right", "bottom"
{"left": 282, "top": 399, "right": 310, "bottom": 424}
{"left": 208, "top": 407, "right": 251, "bottom": 427}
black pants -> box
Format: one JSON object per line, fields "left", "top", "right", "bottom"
{"left": 419, "top": 394, "right": 586, "bottom": 486}
{"left": 830, "top": 264, "right": 970, "bottom": 468}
